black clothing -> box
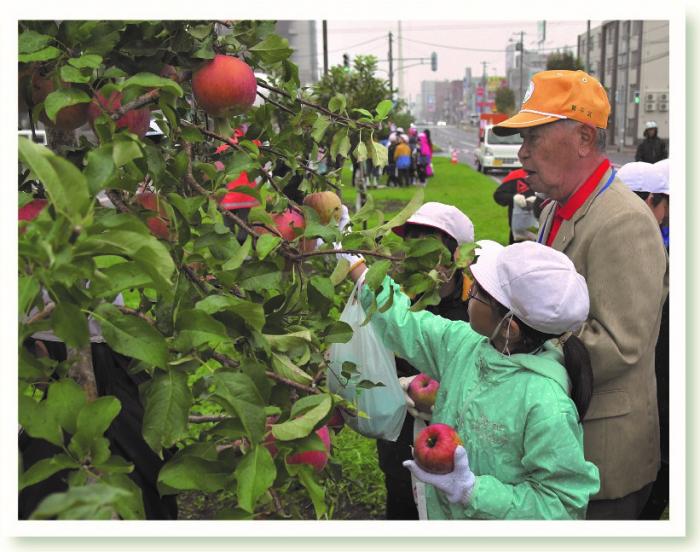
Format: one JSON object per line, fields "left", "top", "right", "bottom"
{"left": 376, "top": 274, "right": 469, "bottom": 519}
{"left": 493, "top": 176, "right": 544, "bottom": 244}
{"left": 635, "top": 136, "right": 668, "bottom": 164}
{"left": 19, "top": 341, "right": 178, "bottom": 520}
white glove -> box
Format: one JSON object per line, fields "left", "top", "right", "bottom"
{"left": 338, "top": 204, "right": 351, "bottom": 233}
{"left": 398, "top": 376, "right": 433, "bottom": 422}
{"left": 513, "top": 194, "right": 527, "bottom": 208}
{"left": 526, "top": 195, "right": 537, "bottom": 206}
{"left": 403, "top": 446, "right": 476, "bottom": 506}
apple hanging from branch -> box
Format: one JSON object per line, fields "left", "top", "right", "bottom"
{"left": 88, "top": 90, "right": 151, "bottom": 138}
{"left": 192, "top": 54, "right": 257, "bottom": 118}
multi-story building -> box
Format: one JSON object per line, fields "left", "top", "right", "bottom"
{"left": 275, "top": 20, "right": 318, "bottom": 86}
{"left": 505, "top": 43, "right": 548, "bottom": 105}
{"left": 419, "top": 79, "right": 465, "bottom": 124}
{"left": 578, "top": 20, "right": 669, "bottom": 147}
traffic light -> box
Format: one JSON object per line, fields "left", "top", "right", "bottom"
{"left": 634, "top": 90, "right": 640, "bottom": 104}
{"left": 430, "top": 52, "right": 437, "bottom": 71}
{"left": 343, "top": 53, "right": 350, "bottom": 70}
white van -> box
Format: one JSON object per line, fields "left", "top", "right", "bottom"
{"left": 474, "top": 125, "right": 522, "bottom": 174}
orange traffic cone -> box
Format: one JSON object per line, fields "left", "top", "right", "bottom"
{"left": 451, "top": 149, "right": 458, "bottom": 164}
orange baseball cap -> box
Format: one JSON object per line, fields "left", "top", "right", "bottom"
{"left": 493, "top": 70, "right": 610, "bottom": 136}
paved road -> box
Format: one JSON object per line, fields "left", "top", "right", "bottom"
{"left": 422, "top": 123, "right": 636, "bottom": 186}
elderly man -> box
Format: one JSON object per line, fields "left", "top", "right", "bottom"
{"left": 493, "top": 70, "right": 668, "bottom": 520}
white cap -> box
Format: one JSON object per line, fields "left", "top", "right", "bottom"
{"left": 654, "top": 158, "right": 670, "bottom": 195}
{"left": 470, "top": 241, "right": 590, "bottom": 335}
{"left": 393, "top": 202, "right": 474, "bottom": 244}
{"left": 618, "top": 161, "right": 669, "bottom": 195}
{"left": 645, "top": 121, "right": 658, "bottom": 129}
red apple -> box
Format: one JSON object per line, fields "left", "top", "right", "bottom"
{"left": 327, "top": 408, "right": 345, "bottom": 432}
{"left": 135, "top": 191, "right": 168, "bottom": 217}
{"left": 413, "top": 423, "right": 462, "bottom": 475}
{"left": 191, "top": 55, "right": 257, "bottom": 117}
{"left": 254, "top": 208, "right": 305, "bottom": 242}
{"left": 30, "top": 72, "right": 89, "bottom": 131}
{"left": 19, "top": 199, "right": 48, "bottom": 222}
{"left": 286, "top": 426, "right": 331, "bottom": 472}
{"left": 146, "top": 216, "right": 171, "bottom": 241}
{"left": 303, "top": 191, "right": 342, "bottom": 225}
{"left": 219, "top": 171, "right": 259, "bottom": 210}
{"left": 88, "top": 90, "right": 150, "bottom": 138}
{"left": 407, "top": 373, "right": 440, "bottom": 413}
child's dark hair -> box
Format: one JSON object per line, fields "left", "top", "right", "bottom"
{"left": 634, "top": 191, "right": 669, "bottom": 207}
{"left": 475, "top": 281, "right": 594, "bottom": 421}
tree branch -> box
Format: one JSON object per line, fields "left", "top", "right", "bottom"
{"left": 67, "top": 345, "right": 98, "bottom": 402}
{"left": 25, "top": 303, "right": 55, "bottom": 326}
{"left": 256, "top": 79, "right": 378, "bottom": 130}
{"left": 111, "top": 89, "right": 161, "bottom": 121}
{"left": 293, "top": 248, "right": 403, "bottom": 262}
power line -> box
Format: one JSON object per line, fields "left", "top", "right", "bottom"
{"left": 328, "top": 35, "right": 385, "bottom": 53}
{"left": 401, "top": 35, "right": 578, "bottom": 53}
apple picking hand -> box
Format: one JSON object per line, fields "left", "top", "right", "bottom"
{"left": 526, "top": 195, "right": 537, "bottom": 206}
{"left": 403, "top": 446, "right": 476, "bottom": 506}
{"left": 513, "top": 193, "right": 527, "bottom": 209}
{"left": 398, "top": 376, "right": 433, "bottom": 422}
{"left": 338, "top": 204, "right": 351, "bottom": 233}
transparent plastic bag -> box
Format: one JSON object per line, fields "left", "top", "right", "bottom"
{"left": 511, "top": 202, "right": 539, "bottom": 241}
{"left": 327, "top": 280, "right": 407, "bottom": 441}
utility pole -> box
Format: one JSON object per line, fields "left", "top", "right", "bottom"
{"left": 518, "top": 31, "right": 525, "bottom": 103}
{"left": 398, "top": 21, "right": 405, "bottom": 100}
{"left": 621, "top": 21, "right": 631, "bottom": 150}
{"left": 322, "top": 20, "right": 328, "bottom": 75}
{"left": 388, "top": 32, "right": 394, "bottom": 99}
{"left": 586, "top": 20, "right": 591, "bottom": 71}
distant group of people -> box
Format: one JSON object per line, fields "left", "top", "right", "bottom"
{"left": 384, "top": 125, "right": 434, "bottom": 188}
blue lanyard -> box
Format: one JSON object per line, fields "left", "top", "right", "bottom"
{"left": 537, "top": 169, "right": 617, "bottom": 244}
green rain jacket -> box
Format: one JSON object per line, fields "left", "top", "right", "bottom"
{"left": 360, "top": 276, "right": 600, "bottom": 520}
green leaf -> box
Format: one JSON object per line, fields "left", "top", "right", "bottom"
{"left": 69, "top": 396, "right": 121, "bottom": 458}
{"left": 19, "top": 46, "right": 61, "bottom": 63}
{"left": 158, "top": 456, "right": 229, "bottom": 494}
{"left": 270, "top": 353, "right": 313, "bottom": 385}
{"left": 195, "top": 294, "right": 265, "bottom": 332}
{"left": 375, "top": 99, "right": 394, "bottom": 120}
{"left": 19, "top": 454, "right": 80, "bottom": 491}
{"left": 51, "top": 302, "right": 90, "bottom": 348}
{"left": 309, "top": 275, "right": 334, "bottom": 302}
{"left": 59, "top": 65, "right": 91, "bottom": 84}
{"left": 211, "top": 372, "right": 266, "bottom": 445}
{"left": 271, "top": 394, "right": 332, "bottom": 441}
{"left": 29, "top": 483, "right": 132, "bottom": 520}
{"left": 76, "top": 229, "right": 175, "bottom": 292}
{"left": 221, "top": 234, "right": 252, "bottom": 271}
{"left": 330, "top": 258, "right": 351, "bottom": 286}
{"left": 141, "top": 370, "right": 192, "bottom": 456}
{"left": 323, "top": 321, "right": 354, "bottom": 344}
{"left": 93, "top": 303, "right": 169, "bottom": 368}
{"left": 84, "top": 145, "right": 116, "bottom": 195}
{"left": 328, "top": 94, "right": 346, "bottom": 113}
{"left": 364, "top": 260, "right": 391, "bottom": 291}
{"left": 330, "top": 128, "right": 351, "bottom": 160}
{"left": 100, "top": 473, "right": 144, "bottom": 519}
{"left": 234, "top": 446, "right": 276, "bottom": 513}
{"left": 68, "top": 54, "right": 103, "bottom": 69}
{"left": 19, "top": 138, "right": 91, "bottom": 224}
{"left": 353, "top": 108, "right": 374, "bottom": 118}
{"left": 112, "top": 138, "right": 143, "bottom": 168}
{"left": 122, "top": 72, "right": 183, "bottom": 97}
{"left": 18, "top": 275, "right": 40, "bottom": 316}
{"left": 255, "top": 233, "right": 281, "bottom": 260}
{"left": 311, "top": 115, "right": 331, "bottom": 143}
{"left": 250, "top": 35, "right": 294, "bottom": 63}
{"left": 19, "top": 30, "right": 53, "bottom": 54}
{"left": 19, "top": 395, "right": 64, "bottom": 447}
{"left": 354, "top": 141, "right": 368, "bottom": 163}
{"left": 90, "top": 261, "right": 153, "bottom": 298}
{"left": 376, "top": 188, "right": 424, "bottom": 234}
{"left": 366, "top": 140, "right": 388, "bottom": 169}
{"left": 44, "top": 91, "right": 92, "bottom": 123}
{"left": 173, "top": 309, "right": 229, "bottom": 350}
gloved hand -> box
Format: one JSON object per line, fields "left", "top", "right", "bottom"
{"left": 398, "top": 376, "right": 433, "bottom": 422}
{"left": 403, "top": 445, "right": 476, "bottom": 506}
{"left": 526, "top": 195, "right": 537, "bottom": 206}
{"left": 513, "top": 193, "right": 527, "bottom": 208}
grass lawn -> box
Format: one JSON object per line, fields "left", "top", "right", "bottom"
{"left": 336, "top": 157, "right": 511, "bottom": 245}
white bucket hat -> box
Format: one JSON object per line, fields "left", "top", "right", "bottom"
{"left": 393, "top": 202, "right": 475, "bottom": 245}
{"left": 470, "top": 241, "right": 590, "bottom": 335}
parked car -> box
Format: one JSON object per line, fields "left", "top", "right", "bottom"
{"left": 474, "top": 125, "right": 523, "bottom": 174}
{"left": 436, "top": 120, "right": 447, "bottom": 127}
{"left": 469, "top": 113, "right": 479, "bottom": 126}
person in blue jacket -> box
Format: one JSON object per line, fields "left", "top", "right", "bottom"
{"left": 339, "top": 240, "right": 600, "bottom": 519}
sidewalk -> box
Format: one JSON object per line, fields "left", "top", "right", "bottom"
{"left": 607, "top": 145, "right": 637, "bottom": 168}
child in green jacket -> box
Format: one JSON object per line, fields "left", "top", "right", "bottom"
{"left": 341, "top": 240, "right": 600, "bottom": 519}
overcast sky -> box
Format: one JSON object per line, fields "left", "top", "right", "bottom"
{"left": 316, "top": 20, "right": 600, "bottom": 101}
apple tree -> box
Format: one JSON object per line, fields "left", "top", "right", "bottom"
{"left": 17, "top": 20, "right": 462, "bottom": 519}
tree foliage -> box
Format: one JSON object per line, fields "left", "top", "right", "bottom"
{"left": 495, "top": 87, "right": 516, "bottom": 115}
{"left": 17, "top": 20, "right": 462, "bottom": 519}
{"left": 546, "top": 51, "right": 585, "bottom": 71}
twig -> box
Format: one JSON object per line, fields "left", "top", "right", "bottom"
{"left": 25, "top": 303, "right": 55, "bottom": 326}
{"left": 256, "top": 79, "right": 378, "bottom": 131}
{"left": 111, "top": 89, "right": 161, "bottom": 120}
{"left": 106, "top": 190, "right": 131, "bottom": 213}
{"left": 294, "top": 248, "right": 403, "bottom": 262}
{"left": 67, "top": 345, "right": 98, "bottom": 402}
{"left": 189, "top": 414, "right": 230, "bottom": 423}
{"left": 257, "top": 91, "right": 296, "bottom": 116}
{"left": 117, "top": 305, "right": 155, "bottom": 325}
